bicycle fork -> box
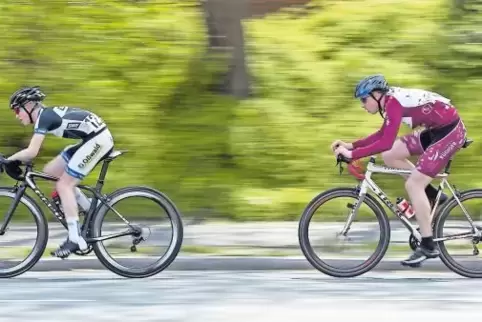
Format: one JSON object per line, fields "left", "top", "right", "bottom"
{"left": 0, "top": 184, "right": 27, "bottom": 236}
{"left": 340, "top": 178, "right": 423, "bottom": 243}
{"left": 339, "top": 181, "right": 369, "bottom": 237}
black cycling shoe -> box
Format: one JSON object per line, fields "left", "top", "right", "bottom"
{"left": 401, "top": 245, "right": 440, "bottom": 267}
{"left": 51, "top": 238, "right": 87, "bottom": 259}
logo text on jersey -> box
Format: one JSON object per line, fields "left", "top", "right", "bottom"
{"left": 67, "top": 122, "right": 80, "bottom": 129}
{"left": 78, "top": 143, "right": 102, "bottom": 169}
{"left": 438, "top": 141, "right": 458, "bottom": 160}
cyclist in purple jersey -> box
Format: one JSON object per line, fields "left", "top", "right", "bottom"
{"left": 331, "top": 75, "right": 467, "bottom": 266}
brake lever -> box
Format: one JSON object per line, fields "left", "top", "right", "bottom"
{"left": 335, "top": 156, "right": 345, "bottom": 175}
{"left": 335, "top": 154, "right": 353, "bottom": 176}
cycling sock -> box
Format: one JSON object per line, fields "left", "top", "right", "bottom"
{"left": 67, "top": 219, "right": 80, "bottom": 243}
{"left": 421, "top": 237, "right": 435, "bottom": 250}
{"left": 425, "top": 184, "right": 439, "bottom": 200}
{"left": 74, "top": 188, "right": 91, "bottom": 211}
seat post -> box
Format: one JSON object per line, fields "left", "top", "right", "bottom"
{"left": 95, "top": 158, "right": 112, "bottom": 191}
{"left": 444, "top": 159, "right": 453, "bottom": 174}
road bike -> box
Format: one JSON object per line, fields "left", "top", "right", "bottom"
{"left": 0, "top": 149, "right": 183, "bottom": 278}
{"left": 298, "top": 138, "right": 482, "bottom": 278}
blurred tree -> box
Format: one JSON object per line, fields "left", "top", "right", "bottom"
{"left": 443, "top": 0, "right": 482, "bottom": 78}
{"left": 200, "top": 0, "right": 311, "bottom": 98}
{"left": 201, "top": 0, "right": 251, "bottom": 98}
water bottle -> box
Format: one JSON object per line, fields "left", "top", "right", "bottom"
{"left": 396, "top": 197, "right": 415, "bottom": 219}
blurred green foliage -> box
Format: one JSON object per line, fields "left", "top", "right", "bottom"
{"left": 0, "top": 0, "right": 481, "bottom": 222}
{"left": 233, "top": 0, "right": 482, "bottom": 220}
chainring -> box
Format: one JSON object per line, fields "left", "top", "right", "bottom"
{"left": 408, "top": 227, "right": 421, "bottom": 251}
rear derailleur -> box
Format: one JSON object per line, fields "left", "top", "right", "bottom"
{"left": 130, "top": 225, "right": 150, "bottom": 253}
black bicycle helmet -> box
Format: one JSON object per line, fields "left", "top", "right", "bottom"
{"left": 9, "top": 86, "right": 46, "bottom": 109}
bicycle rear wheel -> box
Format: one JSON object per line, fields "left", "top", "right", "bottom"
{"left": 298, "top": 187, "right": 391, "bottom": 278}
{"left": 434, "top": 189, "right": 482, "bottom": 278}
{"left": 92, "top": 186, "right": 183, "bottom": 278}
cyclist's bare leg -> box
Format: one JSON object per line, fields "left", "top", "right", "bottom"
{"left": 381, "top": 139, "right": 414, "bottom": 175}
{"left": 43, "top": 155, "right": 66, "bottom": 178}
{"left": 401, "top": 120, "right": 467, "bottom": 266}
{"left": 55, "top": 172, "right": 86, "bottom": 249}
{"left": 51, "top": 129, "right": 114, "bottom": 259}
{"left": 382, "top": 133, "right": 448, "bottom": 203}
{"left": 401, "top": 168, "right": 440, "bottom": 266}
{"left": 405, "top": 170, "right": 433, "bottom": 237}
{"left": 44, "top": 154, "right": 90, "bottom": 208}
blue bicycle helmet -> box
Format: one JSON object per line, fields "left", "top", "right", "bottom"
{"left": 354, "top": 74, "right": 389, "bottom": 99}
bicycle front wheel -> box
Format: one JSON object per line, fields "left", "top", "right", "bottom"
{"left": 0, "top": 187, "right": 48, "bottom": 278}
{"left": 298, "top": 187, "right": 391, "bottom": 278}
{"left": 92, "top": 186, "right": 183, "bottom": 278}
{"left": 434, "top": 189, "right": 482, "bottom": 278}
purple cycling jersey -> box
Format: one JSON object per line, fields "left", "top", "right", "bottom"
{"left": 352, "top": 87, "right": 460, "bottom": 160}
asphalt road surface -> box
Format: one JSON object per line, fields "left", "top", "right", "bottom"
{"left": 0, "top": 269, "right": 480, "bottom": 322}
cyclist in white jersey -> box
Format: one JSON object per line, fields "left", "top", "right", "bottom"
{"left": 5, "top": 86, "right": 114, "bottom": 258}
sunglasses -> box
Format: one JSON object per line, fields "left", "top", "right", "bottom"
{"left": 360, "top": 92, "right": 375, "bottom": 104}
{"left": 12, "top": 106, "right": 23, "bottom": 115}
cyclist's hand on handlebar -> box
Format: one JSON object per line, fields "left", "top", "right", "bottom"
{"left": 330, "top": 140, "right": 353, "bottom": 151}
{"left": 0, "top": 155, "right": 23, "bottom": 178}
{"left": 334, "top": 146, "right": 353, "bottom": 163}
{"left": 4, "top": 161, "right": 23, "bottom": 180}
{"left": 0, "top": 156, "right": 22, "bottom": 167}
{"left": 6, "top": 159, "right": 22, "bottom": 167}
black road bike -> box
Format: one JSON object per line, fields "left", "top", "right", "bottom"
{"left": 0, "top": 150, "right": 183, "bottom": 278}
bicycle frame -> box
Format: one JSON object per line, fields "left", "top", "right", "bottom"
{"left": 340, "top": 156, "right": 481, "bottom": 243}
{"left": 0, "top": 153, "right": 139, "bottom": 244}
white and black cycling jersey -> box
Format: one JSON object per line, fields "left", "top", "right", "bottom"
{"left": 34, "top": 106, "right": 107, "bottom": 140}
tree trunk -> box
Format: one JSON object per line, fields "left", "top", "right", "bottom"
{"left": 201, "top": 0, "right": 250, "bottom": 99}
{"left": 200, "top": 0, "right": 312, "bottom": 98}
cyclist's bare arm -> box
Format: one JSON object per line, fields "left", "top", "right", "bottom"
{"left": 7, "top": 134, "right": 45, "bottom": 162}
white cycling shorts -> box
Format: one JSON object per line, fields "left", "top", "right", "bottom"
{"left": 60, "top": 128, "right": 114, "bottom": 180}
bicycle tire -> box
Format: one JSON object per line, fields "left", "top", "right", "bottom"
{"left": 92, "top": 186, "right": 183, "bottom": 278}
{"left": 298, "top": 187, "right": 391, "bottom": 278}
{"left": 0, "top": 187, "right": 48, "bottom": 278}
{"left": 433, "top": 188, "right": 482, "bottom": 278}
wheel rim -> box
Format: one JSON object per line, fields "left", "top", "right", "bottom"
{"left": 93, "top": 189, "right": 182, "bottom": 276}
{"left": 299, "top": 189, "right": 389, "bottom": 276}
{"left": 0, "top": 191, "right": 47, "bottom": 277}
